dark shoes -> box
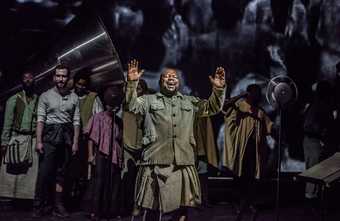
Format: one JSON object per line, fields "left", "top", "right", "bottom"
{"left": 249, "top": 205, "right": 258, "bottom": 221}
{"left": 33, "top": 204, "right": 69, "bottom": 219}
{"left": 234, "top": 204, "right": 258, "bottom": 221}
{"left": 53, "top": 204, "right": 70, "bottom": 218}
{"left": 32, "top": 205, "right": 53, "bottom": 218}
{"left": 90, "top": 213, "right": 100, "bottom": 221}
{"left": 32, "top": 207, "right": 44, "bottom": 218}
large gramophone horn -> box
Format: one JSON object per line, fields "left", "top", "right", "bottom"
{"left": 0, "top": 13, "right": 124, "bottom": 101}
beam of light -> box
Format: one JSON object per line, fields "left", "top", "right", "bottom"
{"left": 1, "top": 32, "right": 111, "bottom": 100}
{"left": 58, "top": 32, "right": 106, "bottom": 59}
{"left": 35, "top": 65, "right": 57, "bottom": 80}
{"left": 35, "top": 32, "right": 107, "bottom": 80}
{"left": 92, "top": 60, "right": 118, "bottom": 72}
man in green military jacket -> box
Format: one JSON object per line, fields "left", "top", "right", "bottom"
{"left": 0, "top": 72, "right": 39, "bottom": 200}
{"left": 125, "top": 60, "right": 226, "bottom": 221}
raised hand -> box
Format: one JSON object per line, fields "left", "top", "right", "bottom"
{"left": 127, "top": 59, "right": 143, "bottom": 81}
{"left": 209, "top": 66, "right": 226, "bottom": 88}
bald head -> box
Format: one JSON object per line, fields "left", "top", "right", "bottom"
{"left": 159, "top": 68, "right": 180, "bottom": 95}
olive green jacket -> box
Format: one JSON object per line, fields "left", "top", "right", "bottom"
{"left": 125, "top": 80, "right": 225, "bottom": 166}
{"left": 123, "top": 111, "right": 144, "bottom": 151}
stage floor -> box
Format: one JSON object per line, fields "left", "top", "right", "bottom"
{"left": 1, "top": 201, "right": 340, "bottom": 221}
{"left": 1, "top": 176, "right": 340, "bottom": 221}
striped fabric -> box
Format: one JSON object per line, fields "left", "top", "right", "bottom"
{"left": 0, "top": 138, "right": 38, "bottom": 199}
{"left": 4, "top": 134, "right": 32, "bottom": 165}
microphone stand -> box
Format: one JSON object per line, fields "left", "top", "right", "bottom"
{"left": 266, "top": 75, "right": 297, "bottom": 221}
{"left": 275, "top": 107, "right": 283, "bottom": 221}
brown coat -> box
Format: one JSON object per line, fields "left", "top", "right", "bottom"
{"left": 193, "top": 116, "right": 218, "bottom": 168}
{"left": 222, "top": 99, "right": 273, "bottom": 179}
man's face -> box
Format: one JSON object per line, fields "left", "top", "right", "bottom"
{"left": 160, "top": 69, "right": 179, "bottom": 94}
{"left": 54, "top": 68, "right": 69, "bottom": 89}
{"left": 74, "top": 78, "right": 88, "bottom": 96}
{"left": 22, "top": 72, "right": 34, "bottom": 89}
{"left": 103, "top": 87, "right": 123, "bottom": 109}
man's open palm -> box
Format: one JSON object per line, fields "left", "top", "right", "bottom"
{"left": 128, "top": 59, "right": 143, "bottom": 81}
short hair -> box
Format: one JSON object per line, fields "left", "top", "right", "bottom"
{"left": 102, "top": 85, "right": 124, "bottom": 108}
{"left": 55, "top": 64, "right": 70, "bottom": 76}
{"left": 73, "top": 68, "right": 91, "bottom": 84}
{"left": 21, "top": 71, "right": 33, "bottom": 78}
{"left": 160, "top": 66, "right": 177, "bottom": 76}
{"left": 246, "top": 83, "right": 261, "bottom": 93}
{"left": 159, "top": 67, "right": 178, "bottom": 85}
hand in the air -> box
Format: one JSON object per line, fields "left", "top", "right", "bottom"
{"left": 127, "top": 59, "right": 144, "bottom": 81}
{"left": 209, "top": 67, "right": 227, "bottom": 88}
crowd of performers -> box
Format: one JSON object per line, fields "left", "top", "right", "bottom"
{"left": 1, "top": 60, "right": 340, "bottom": 221}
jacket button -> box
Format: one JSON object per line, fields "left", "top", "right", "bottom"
{"left": 173, "top": 124, "right": 177, "bottom": 127}
{"left": 172, "top": 114, "right": 176, "bottom": 117}
{"left": 173, "top": 135, "right": 177, "bottom": 138}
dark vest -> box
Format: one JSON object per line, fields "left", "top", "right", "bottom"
{"left": 13, "top": 91, "right": 38, "bottom": 131}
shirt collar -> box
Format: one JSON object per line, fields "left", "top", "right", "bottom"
{"left": 18, "top": 90, "right": 37, "bottom": 103}
{"left": 155, "top": 91, "right": 184, "bottom": 99}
